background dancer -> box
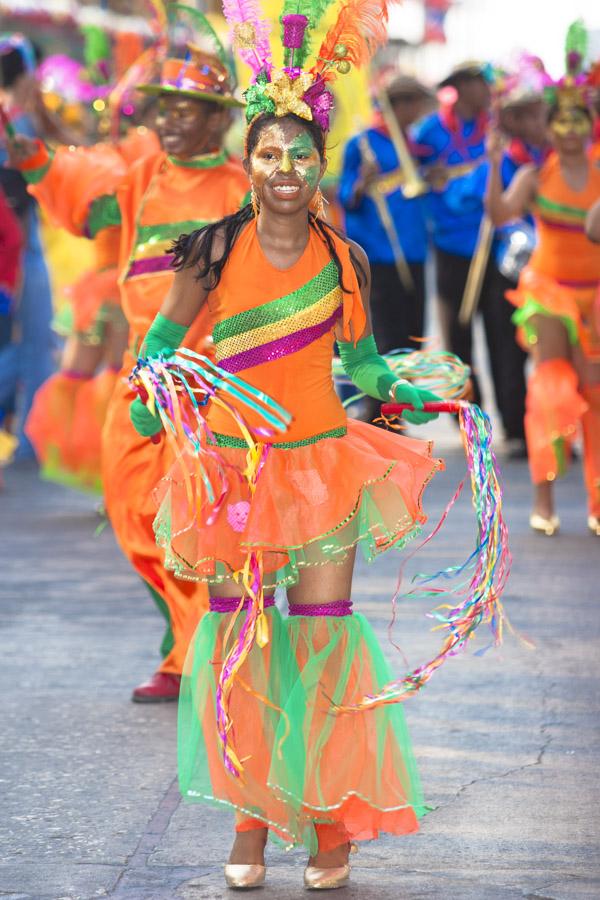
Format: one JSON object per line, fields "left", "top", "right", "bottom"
{"left": 486, "top": 55, "right": 600, "bottom": 535}
{"left": 10, "top": 13, "right": 250, "bottom": 701}
{"left": 412, "top": 60, "right": 492, "bottom": 405}
{"left": 444, "top": 61, "right": 551, "bottom": 455}
{"left": 0, "top": 35, "right": 54, "bottom": 461}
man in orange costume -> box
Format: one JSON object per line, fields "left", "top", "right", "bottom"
{"left": 12, "top": 51, "right": 249, "bottom": 700}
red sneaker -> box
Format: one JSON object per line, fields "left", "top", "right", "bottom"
{"left": 131, "top": 671, "right": 181, "bottom": 703}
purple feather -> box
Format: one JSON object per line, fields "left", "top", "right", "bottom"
{"left": 223, "top": 0, "right": 272, "bottom": 76}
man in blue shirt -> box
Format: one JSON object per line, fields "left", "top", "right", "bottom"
{"left": 443, "top": 89, "right": 549, "bottom": 454}
{"left": 412, "top": 61, "right": 492, "bottom": 407}
{"left": 339, "top": 74, "right": 433, "bottom": 370}
{"left": 0, "top": 37, "right": 54, "bottom": 460}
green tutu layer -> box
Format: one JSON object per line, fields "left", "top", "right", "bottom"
{"left": 178, "top": 607, "right": 425, "bottom": 854}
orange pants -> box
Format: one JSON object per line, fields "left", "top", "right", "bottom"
{"left": 102, "top": 351, "right": 208, "bottom": 675}
{"left": 524, "top": 358, "right": 588, "bottom": 485}
{"left": 582, "top": 384, "right": 600, "bottom": 516}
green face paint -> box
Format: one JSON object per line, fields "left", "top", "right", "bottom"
{"left": 250, "top": 123, "right": 322, "bottom": 190}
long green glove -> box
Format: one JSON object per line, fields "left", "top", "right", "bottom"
{"left": 130, "top": 313, "right": 189, "bottom": 437}
{"left": 338, "top": 334, "right": 440, "bottom": 425}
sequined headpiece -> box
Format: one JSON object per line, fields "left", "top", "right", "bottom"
{"left": 223, "top": 0, "right": 395, "bottom": 133}
{"left": 493, "top": 55, "right": 549, "bottom": 111}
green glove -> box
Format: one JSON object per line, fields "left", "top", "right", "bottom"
{"left": 130, "top": 397, "right": 163, "bottom": 436}
{"left": 129, "top": 313, "right": 190, "bottom": 438}
{"left": 338, "top": 334, "right": 440, "bottom": 425}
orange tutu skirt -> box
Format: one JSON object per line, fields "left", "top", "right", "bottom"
{"left": 26, "top": 368, "right": 119, "bottom": 493}
{"left": 507, "top": 266, "right": 600, "bottom": 360}
{"left": 154, "top": 418, "right": 443, "bottom": 588}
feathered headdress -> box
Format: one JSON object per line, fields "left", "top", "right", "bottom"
{"left": 224, "top": 0, "right": 396, "bottom": 131}
{"left": 544, "top": 19, "right": 594, "bottom": 111}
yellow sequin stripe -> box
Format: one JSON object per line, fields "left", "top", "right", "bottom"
{"left": 215, "top": 285, "right": 343, "bottom": 361}
{"left": 131, "top": 238, "right": 173, "bottom": 260}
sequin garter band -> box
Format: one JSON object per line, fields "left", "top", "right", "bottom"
{"left": 288, "top": 599, "right": 353, "bottom": 617}
{"left": 209, "top": 596, "right": 276, "bottom": 613}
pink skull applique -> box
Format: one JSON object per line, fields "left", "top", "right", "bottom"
{"left": 227, "top": 500, "right": 250, "bottom": 533}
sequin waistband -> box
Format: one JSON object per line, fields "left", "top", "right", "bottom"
{"left": 209, "top": 596, "right": 276, "bottom": 613}
{"left": 288, "top": 600, "right": 353, "bottom": 617}
{"left": 210, "top": 426, "right": 347, "bottom": 449}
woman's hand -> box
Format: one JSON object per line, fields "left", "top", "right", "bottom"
{"left": 130, "top": 397, "right": 163, "bottom": 437}
{"left": 486, "top": 129, "right": 506, "bottom": 168}
{"left": 391, "top": 381, "right": 441, "bottom": 424}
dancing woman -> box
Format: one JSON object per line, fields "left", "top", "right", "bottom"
{"left": 486, "top": 80, "right": 600, "bottom": 536}
{"left": 129, "top": 3, "right": 447, "bottom": 888}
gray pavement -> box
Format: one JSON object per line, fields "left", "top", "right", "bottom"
{"left": 1, "top": 425, "right": 599, "bottom": 900}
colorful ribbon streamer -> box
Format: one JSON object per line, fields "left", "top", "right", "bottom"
{"left": 129, "top": 348, "right": 290, "bottom": 777}
{"left": 336, "top": 400, "right": 515, "bottom": 713}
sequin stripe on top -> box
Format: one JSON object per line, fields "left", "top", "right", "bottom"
{"left": 214, "top": 260, "right": 343, "bottom": 374}
{"left": 124, "top": 219, "right": 213, "bottom": 279}
{"left": 534, "top": 193, "right": 588, "bottom": 233}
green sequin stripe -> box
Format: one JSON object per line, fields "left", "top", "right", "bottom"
{"left": 536, "top": 194, "right": 587, "bottom": 220}
{"left": 210, "top": 426, "right": 347, "bottom": 449}
{"left": 136, "top": 219, "right": 211, "bottom": 245}
{"left": 88, "top": 194, "right": 122, "bottom": 238}
{"left": 213, "top": 260, "right": 339, "bottom": 344}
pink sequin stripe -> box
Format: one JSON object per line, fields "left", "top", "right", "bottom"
{"left": 127, "top": 254, "right": 175, "bottom": 278}
{"left": 288, "top": 599, "right": 353, "bottom": 617}
{"left": 209, "top": 596, "right": 276, "bottom": 613}
{"left": 218, "top": 307, "right": 342, "bottom": 374}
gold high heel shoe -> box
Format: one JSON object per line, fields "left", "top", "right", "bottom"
{"left": 588, "top": 515, "right": 600, "bottom": 536}
{"left": 529, "top": 512, "right": 560, "bottom": 536}
{"left": 224, "top": 864, "right": 266, "bottom": 889}
{"left": 303, "top": 842, "right": 356, "bottom": 890}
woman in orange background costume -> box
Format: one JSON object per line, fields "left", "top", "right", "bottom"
{"left": 129, "top": 4, "right": 447, "bottom": 890}
{"left": 11, "top": 30, "right": 250, "bottom": 700}
{"left": 26, "top": 129, "right": 160, "bottom": 493}
{"left": 487, "top": 67, "right": 600, "bottom": 537}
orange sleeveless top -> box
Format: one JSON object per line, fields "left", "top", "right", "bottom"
{"left": 206, "top": 220, "right": 366, "bottom": 444}
{"left": 529, "top": 152, "right": 600, "bottom": 287}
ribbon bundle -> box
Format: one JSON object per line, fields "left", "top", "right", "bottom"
{"left": 332, "top": 347, "right": 471, "bottom": 407}
{"left": 130, "top": 349, "right": 290, "bottom": 776}
{"left": 336, "top": 400, "right": 514, "bottom": 712}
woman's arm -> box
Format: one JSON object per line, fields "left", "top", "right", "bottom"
{"left": 485, "top": 154, "right": 538, "bottom": 226}
{"left": 585, "top": 198, "right": 600, "bottom": 243}
{"left": 334, "top": 239, "right": 439, "bottom": 423}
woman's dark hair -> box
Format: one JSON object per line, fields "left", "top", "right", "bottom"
{"left": 171, "top": 113, "right": 366, "bottom": 292}
{"left": 0, "top": 48, "right": 27, "bottom": 88}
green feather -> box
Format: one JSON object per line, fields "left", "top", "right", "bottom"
{"left": 564, "top": 18, "right": 588, "bottom": 74}
{"left": 81, "top": 25, "right": 110, "bottom": 77}
{"left": 168, "top": 3, "right": 234, "bottom": 79}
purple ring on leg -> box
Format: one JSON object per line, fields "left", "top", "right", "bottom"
{"left": 288, "top": 599, "right": 353, "bottom": 617}
{"left": 209, "top": 596, "right": 276, "bottom": 614}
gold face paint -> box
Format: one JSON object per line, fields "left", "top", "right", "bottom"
{"left": 250, "top": 123, "right": 322, "bottom": 192}
{"left": 550, "top": 108, "right": 591, "bottom": 138}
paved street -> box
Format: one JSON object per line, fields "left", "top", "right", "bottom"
{"left": 1, "top": 419, "right": 599, "bottom": 900}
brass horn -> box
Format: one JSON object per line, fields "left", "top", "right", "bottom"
{"left": 376, "top": 90, "right": 429, "bottom": 200}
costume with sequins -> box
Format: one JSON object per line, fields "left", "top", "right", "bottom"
{"left": 507, "top": 152, "right": 600, "bottom": 512}
{"left": 161, "top": 217, "right": 442, "bottom": 852}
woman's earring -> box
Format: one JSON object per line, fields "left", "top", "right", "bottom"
{"left": 311, "top": 188, "right": 325, "bottom": 219}
{"left": 251, "top": 187, "right": 260, "bottom": 218}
